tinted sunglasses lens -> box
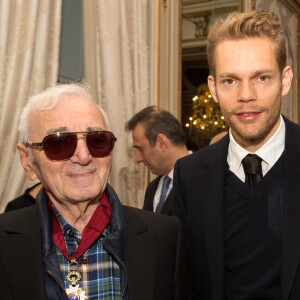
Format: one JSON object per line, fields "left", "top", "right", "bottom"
{"left": 43, "top": 134, "right": 77, "bottom": 160}
{"left": 86, "top": 131, "right": 116, "bottom": 157}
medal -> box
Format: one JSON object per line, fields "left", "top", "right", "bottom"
{"left": 65, "top": 256, "right": 88, "bottom": 300}
{"left": 66, "top": 284, "right": 88, "bottom": 300}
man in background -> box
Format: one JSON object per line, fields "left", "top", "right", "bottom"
{"left": 4, "top": 182, "right": 42, "bottom": 211}
{"left": 209, "top": 131, "right": 228, "bottom": 145}
{"left": 126, "top": 106, "right": 190, "bottom": 215}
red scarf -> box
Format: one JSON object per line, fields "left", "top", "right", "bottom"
{"left": 49, "top": 192, "right": 112, "bottom": 260}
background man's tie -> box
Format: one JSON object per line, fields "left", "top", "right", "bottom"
{"left": 155, "top": 176, "right": 171, "bottom": 213}
{"left": 242, "top": 154, "right": 263, "bottom": 186}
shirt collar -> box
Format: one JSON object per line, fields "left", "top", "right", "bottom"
{"left": 167, "top": 169, "right": 174, "bottom": 181}
{"left": 228, "top": 115, "right": 285, "bottom": 176}
{"left": 50, "top": 192, "right": 112, "bottom": 260}
{"left": 255, "top": 115, "right": 285, "bottom": 165}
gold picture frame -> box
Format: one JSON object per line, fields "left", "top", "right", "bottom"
{"left": 253, "top": 0, "right": 300, "bottom": 123}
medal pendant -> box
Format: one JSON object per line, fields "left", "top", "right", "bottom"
{"left": 66, "top": 284, "right": 88, "bottom": 300}
{"left": 65, "top": 255, "right": 88, "bottom": 299}
{"left": 66, "top": 270, "right": 81, "bottom": 286}
{"left": 66, "top": 270, "right": 88, "bottom": 299}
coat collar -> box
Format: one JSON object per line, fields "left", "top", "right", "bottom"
{"left": 122, "top": 207, "right": 159, "bottom": 300}
{"left": 197, "top": 135, "right": 229, "bottom": 298}
{"left": 0, "top": 206, "right": 46, "bottom": 299}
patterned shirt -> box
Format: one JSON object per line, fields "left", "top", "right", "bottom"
{"left": 54, "top": 206, "right": 121, "bottom": 299}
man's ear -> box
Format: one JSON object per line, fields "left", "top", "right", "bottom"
{"left": 156, "top": 134, "right": 169, "bottom": 151}
{"left": 208, "top": 75, "right": 219, "bottom": 103}
{"left": 17, "top": 144, "right": 37, "bottom": 181}
{"left": 281, "top": 66, "right": 293, "bottom": 96}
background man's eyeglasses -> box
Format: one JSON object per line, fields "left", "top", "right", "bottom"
{"left": 25, "top": 131, "right": 117, "bottom": 161}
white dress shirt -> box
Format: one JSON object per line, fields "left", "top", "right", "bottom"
{"left": 227, "top": 115, "right": 285, "bottom": 182}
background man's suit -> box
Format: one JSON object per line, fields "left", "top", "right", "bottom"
{"left": 143, "top": 176, "right": 173, "bottom": 215}
{"left": 173, "top": 117, "right": 300, "bottom": 299}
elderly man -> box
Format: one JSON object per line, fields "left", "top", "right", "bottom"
{"left": 0, "top": 84, "right": 189, "bottom": 300}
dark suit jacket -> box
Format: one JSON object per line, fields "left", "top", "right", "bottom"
{"left": 143, "top": 176, "right": 173, "bottom": 215}
{"left": 4, "top": 185, "right": 37, "bottom": 212}
{"left": 0, "top": 203, "right": 190, "bottom": 299}
{"left": 173, "top": 116, "right": 300, "bottom": 300}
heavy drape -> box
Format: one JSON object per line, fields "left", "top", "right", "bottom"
{"left": 0, "top": 0, "right": 62, "bottom": 212}
{"left": 83, "top": 0, "right": 156, "bottom": 208}
{"left": 0, "top": 0, "right": 170, "bottom": 211}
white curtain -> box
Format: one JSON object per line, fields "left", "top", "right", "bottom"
{"left": 83, "top": 0, "right": 156, "bottom": 208}
{"left": 0, "top": 0, "right": 62, "bottom": 212}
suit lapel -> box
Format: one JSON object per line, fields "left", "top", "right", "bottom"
{"left": 145, "top": 177, "right": 173, "bottom": 215}
{"left": 199, "top": 138, "right": 229, "bottom": 298}
{"left": 0, "top": 207, "right": 45, "bottom": 299}
{"left": 124, "top": 207, "right": 155, "bottom": 300}
{"left": 282, "top": 119, "right": 300, "bottom": 299}
{"left": 144, "top": 177, "right": 160, "bottom": 211}
{"left": 161, "top": 188, "right": 173, "bottom": 215}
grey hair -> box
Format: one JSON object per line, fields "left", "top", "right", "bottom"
{"left": 18, "top": 83, "right": 110, "bottom": 143}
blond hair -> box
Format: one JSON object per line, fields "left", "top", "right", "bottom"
{"left": 207, "top": 10, "right": 286, "bottom": 77}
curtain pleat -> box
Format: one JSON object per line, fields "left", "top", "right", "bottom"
{"left": 0, "top": 0, "right": 62, "bottom": 212}
{"left": 83, "top": 0, "right": 156, "bottom": 208}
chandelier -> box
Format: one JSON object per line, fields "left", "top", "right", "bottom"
{"left": 185, "top": 83, "right": 227, "bottom": 139}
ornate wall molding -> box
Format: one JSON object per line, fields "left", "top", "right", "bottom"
{"left": 255, "top": 0, "right": 299, "bottom": 122}
{"left": 155, "top": 0, "right": 181, "bottom": 117}
{"left": 239, "top": 0, "right": 256, "bottom": 11}
{"left": 161, "top": 0, "right": 167, "bottom": 9}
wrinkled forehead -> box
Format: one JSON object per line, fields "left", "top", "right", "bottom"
{"left": 28, "top": 96, "right": 107, "bottom": 139}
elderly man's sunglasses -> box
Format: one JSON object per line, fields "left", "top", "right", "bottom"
{"left": 25, "top": 131, "right": 117, "bottom": 161}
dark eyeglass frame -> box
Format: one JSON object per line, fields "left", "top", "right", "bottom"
{"left": 25, "top": 131, "right": 117, "bottom": 161}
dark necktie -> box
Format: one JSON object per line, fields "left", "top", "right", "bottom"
{"left": 155, "top": 176, "right": 171, "bottom": 213}
{"left": 241, "top": 154, "right": 263, "bottom": 186}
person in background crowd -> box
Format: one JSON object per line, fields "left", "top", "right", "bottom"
{"left": 209, "top": 131, "right": 228, "bottom": 145}
{"left": 126, "top": 106, "right": 190, "bottom": 215}
{"left": 0, "top": 84, "right": 190, "bottom": 299}
{"left": 173, "top": 10, "right": 300, "bottom": 299}
{"left": 4, "top": 182, "right": 42, "bottom": 212}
